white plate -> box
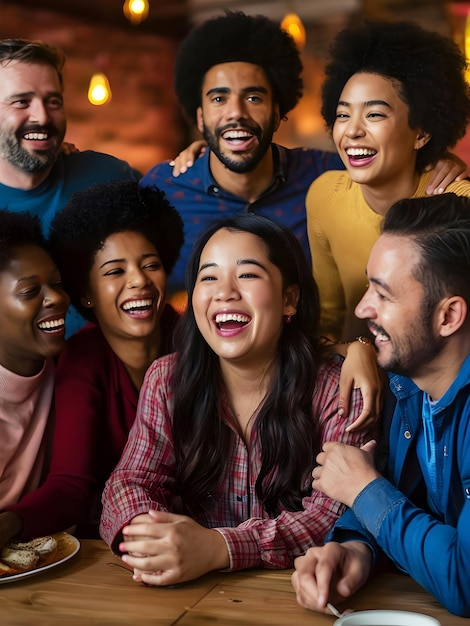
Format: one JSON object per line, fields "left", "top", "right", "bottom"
{"left": 334, "top": 610, "right": 441, "bottom": 626}
{"left": 0, "top": 532, "right": 80, "bottom": 584}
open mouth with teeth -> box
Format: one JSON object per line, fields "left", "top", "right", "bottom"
{"left": 368, "top": 324, "right": 390, "bottom": 343}
{"left": 37, "top": 318, "right": 65, "bottom": 333}
{"left": 221, "top": 129, "right": 256, "bottom": 149}
{"left": 121, "top": 298, "right": 154, "bottom": 317}
{"left": 215, "top": 312, "right": 251, "bottom": 330}
{"left": 346, "top": 147, "right": 377, "bottom": 161}
{"left": 23, "top": 132, "right": 50, "bottom": 141}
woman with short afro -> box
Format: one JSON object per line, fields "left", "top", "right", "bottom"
{"left": 2, "top": 180, "right": 183, "bottom": 540}
{"left": 306, "top": 20, "right": 470, "bottom": 342}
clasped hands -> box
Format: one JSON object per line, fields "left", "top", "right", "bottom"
{"left": 292, "top": 439, "right": 379, "bottom": 614}
{"left": 119, "top": 509, "right": 230, "bottom": 586}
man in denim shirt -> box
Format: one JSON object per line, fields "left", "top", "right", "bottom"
{"left": 292, "top": 193, "right": 470, "bottom": 617}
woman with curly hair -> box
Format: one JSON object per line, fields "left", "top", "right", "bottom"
{"left": 0, "top": 181, "right": 183, "bottom": 546}
{"left": 0, "top": 210, "right": 69, "bottom": 544}
{"left": 307, "top": 20, "right": 470, "bottom": 342}
{"left": 100, "top": 214, "right": 375, "bottom": 586}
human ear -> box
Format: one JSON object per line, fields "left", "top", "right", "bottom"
{"left": 437, "top": 296, "right": 467, "bottom": 337}
{"left": 283, "top": 284, "right": 300, "bottom": 317}
{"left": 414, "top": 130, "right": 431, "bottom": 150}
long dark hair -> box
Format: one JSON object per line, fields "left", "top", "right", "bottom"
{"left": 171, "top": 214, "right": 326, "bottom": 517}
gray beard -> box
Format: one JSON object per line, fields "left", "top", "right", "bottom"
{"left": 0, "top": 134, "right": 58, "bottom": 173}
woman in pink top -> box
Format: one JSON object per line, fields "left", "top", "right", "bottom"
{"left": 0, "top": 209, "right": 69, "bottom": 544}
{"left": 0, "top": 181, "right": 183, "bottom": 544}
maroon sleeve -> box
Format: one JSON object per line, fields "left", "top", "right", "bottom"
{"left": 7, "top": 325, "right": 108, "bottom": 538}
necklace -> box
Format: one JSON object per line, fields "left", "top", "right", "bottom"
{"left": 239, "top": 396, "right": 265, "bottom": 444}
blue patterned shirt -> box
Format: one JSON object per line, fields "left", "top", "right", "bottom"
{"left": 141, "top": 144, "right": 343, "bottom": 295}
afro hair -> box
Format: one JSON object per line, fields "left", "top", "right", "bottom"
{"left": 321, "top": 20, "right": 470, "bottom": 172}
{"left": 48, "top": 181, "right": 184, "bottom": 322}
{"left": 174, "top": 11, "right": 303, "bottom": 123}
{"left": 0, "top": 209, "right": 47, "bottom": 271}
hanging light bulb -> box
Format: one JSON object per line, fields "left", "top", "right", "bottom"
{"left": 281, "top": 12, "right": 306, "bottom": 50}
{"left": 123, "top": 0, "right": 149, "bottom": 25}
{"left": 88, "top": 72, "right": 112, "bottom": 106}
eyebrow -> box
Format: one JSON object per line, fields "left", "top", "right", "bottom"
{"left": 205, "top": 85, "right": 268, "bottom": 97}
{"left": 369, "top": 276, "right": 393, "bottom": 294}
{"left": 17, "top": 274, "right": 40, "bottom": 283}
{"left": 5, "top": 90, "right": 63, "bottom": 102}
{"left": 99, "top": 252, "right": 160, "bottom": 270}
{"left": 198, "top": 258, "right": 268, "bottom": 274}
{"left": 337, "top": 99, "right": 392, "bottom": 109}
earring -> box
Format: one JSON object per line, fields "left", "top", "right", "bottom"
{"left": 86, "top": 300, "right": 92, "bottom": 305}
{"left": 284, "top": 314, "right": 292, "bottom": 324}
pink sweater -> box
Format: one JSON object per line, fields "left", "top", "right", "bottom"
{"left": 0, "top": 359, "right": 54, "bottom": 509}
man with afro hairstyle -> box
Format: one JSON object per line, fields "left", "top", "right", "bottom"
{"left": 140, "top": 11, "right": 344, "bottom": 301}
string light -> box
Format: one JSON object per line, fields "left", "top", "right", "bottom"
{"left": 281, "top": 12, "right": 306, "bottom": 49}
{"left": 88, "top": 72, "right": 112, "bottom": 106}
{"left": 123, "top": 0, "right": 149, "bottom": 25}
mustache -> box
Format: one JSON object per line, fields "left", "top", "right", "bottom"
{"left": 367, "top": 321, "right": 390, "bottom": 340}
{"left": 19, "top": 123, "right": 58, "bottom": 136}
{"left": 215, "top": 122, "right": 261, "bottom": 140}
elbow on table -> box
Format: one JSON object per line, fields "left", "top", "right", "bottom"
{"left": 438, "top": 591, "right": 470, "bottom": 618}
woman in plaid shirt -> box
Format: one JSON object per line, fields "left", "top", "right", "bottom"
{"left": 100, "top": 214, "right": 375, "bottom": 585}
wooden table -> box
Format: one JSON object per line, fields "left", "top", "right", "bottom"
{"left": 0, "top": 539, "right": 467, "bottom": 625}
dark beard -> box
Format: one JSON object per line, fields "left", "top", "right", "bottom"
{"left": 202, "top": 118, "right": 275, "bottom": 174}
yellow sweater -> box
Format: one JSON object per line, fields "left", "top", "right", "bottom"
{"left": 306, "top": 170, "right": 470, "bottom": 341}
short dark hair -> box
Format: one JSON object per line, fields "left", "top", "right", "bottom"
{"left": 0, "top": 38, "right": 65, "bottom": 88}
{"left": 174, "top": 11, "right": 303, "bottom": 123}
{"left": 321, "top": 21, "right": 470, "bottom": 172}
{"left": 382, "top": 193, "right": 470, "bottom": 308}
{"left": 48, "top": 181, "right": 184, "bottom": 322}
{"left": 0, "top": 210, "right": 47, "bottom": 272}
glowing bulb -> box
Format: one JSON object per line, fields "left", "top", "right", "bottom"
{"left": 123, "top": 0, "right": 149, "bottom": 25}
{"left": 88, "top": 73, "right": 112, "bottom": 106}
{"left": 281, "top": 12, "right": 306, "bottom": 49}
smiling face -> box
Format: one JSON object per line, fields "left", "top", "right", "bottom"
{"left": 192, "top": 228, "right": 297, "bottom": 370}
{"left": 355, "top": 233, "right": 443, "bottom": 377}
{"left": 196, "top": 61, "right": 280, "bottom": 174}
{"left": 0, "top": 244, "right": 69, "bottom": 376}
{"left": 332, "top": 72, "right": 428, "bottom": 190}
{"left": 0, "top": 60, "right": 66, "bottom": 177}
{"left": 83, "top": 231, "right": 167, "bottom": 343}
